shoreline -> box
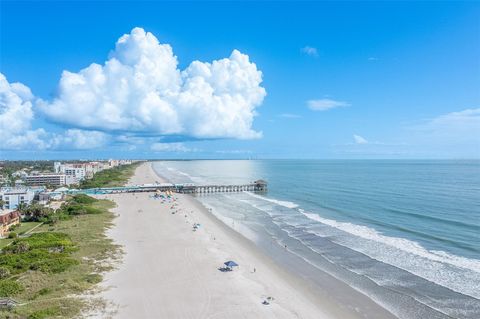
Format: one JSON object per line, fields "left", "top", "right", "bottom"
{"left": 179, "top": 183, "right": 398, "bottom": 319}
{"left": 93, "top": 162, "right": 397, "bottom": 318}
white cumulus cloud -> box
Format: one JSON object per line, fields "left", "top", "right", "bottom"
{"left": 50, "top": 129, "right": 110, "bottom": 150}
{"left": 38, "top": 27, "right": 266, "bottom": 140}
{"left": 353, "top": 134, "right": 368, "bottom": 144}
{"left": 0, "top": 73, "right": 109, "bottom": 150}
{"left": 307, "top": 98, "right": 350, "bottom": 111}
{"left": 0, "top": 73, "right": 49, "bottom": 150}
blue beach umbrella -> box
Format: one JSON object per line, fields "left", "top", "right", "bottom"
{"left": 224, "top": 261, "right": 239, "bottom": 268}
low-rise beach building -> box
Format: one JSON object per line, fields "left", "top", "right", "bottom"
{"left": 0, "top": 187, "right": 37, "bottom": 209}
{"left": 38, "top": 190, "right": 64, "bottom": 204}
{"left": 0, "top": 211, "right": 21, "bottom": 237}
{"left": 14, "top": 180, "right": 25, "bottom": 187}
{"left": 25, "top": 173, "right": 68, "bottom": 186}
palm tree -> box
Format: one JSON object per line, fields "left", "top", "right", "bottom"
{"left": 17, "top": 202, "right": 27, "bottom": 214}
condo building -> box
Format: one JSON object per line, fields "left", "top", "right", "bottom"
{"left": 0, "top": 187, "right": 37, "bottom": 209}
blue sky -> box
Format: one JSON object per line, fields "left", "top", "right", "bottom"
{"left": 1, "top": 1, "right": 479, "bottom": 159}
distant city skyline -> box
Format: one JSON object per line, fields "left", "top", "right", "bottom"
{"left": 1, "top": 1, "right": 479, "bottom": 159}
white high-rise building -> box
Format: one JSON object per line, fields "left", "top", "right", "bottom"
{"left": 54, "top": 161, "right": 62, "bottom": 173}
{"left": 53, "top": 162, "right": 87, "bottom": 184}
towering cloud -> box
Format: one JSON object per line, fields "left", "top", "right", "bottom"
{"left": 38, "top": 27, "right": 266, "bottom": 140}
{"left": 0, "top": 73, "right": 48, "bottom": 149}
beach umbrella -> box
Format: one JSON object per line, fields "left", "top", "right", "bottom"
{"left": 224, "top": 261, "right": 239, "bottom": 268}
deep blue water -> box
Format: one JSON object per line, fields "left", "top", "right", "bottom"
{"left": 153, "top": 160, "right": 480, "bottom": 319}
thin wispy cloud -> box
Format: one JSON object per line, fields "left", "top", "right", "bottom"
{"left": 368, "top": 57, "right": 379, "bottom": 61}
{"left": 307, "top": 98, "right": 350, "bottom": 111}
{"left": 353, "top": 134, "right": 368, "bottom": 144}
{"left": 301, "top": 46, "right": 318, "bottom": 57}
{"left": 333, "top": 135, "right": 403, "bottom": 147}
{"left": 150, "top": 142, "right": 193, "bottom": 152}
{"left": 415, "top": 108, "right": 480, "bottom": 131}
{"left": 408, "top": 108, "right": 480, "bottom": 144}
{"left": 338, "top": 109, "right": 480, "bottom": 158}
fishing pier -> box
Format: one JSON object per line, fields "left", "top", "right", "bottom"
{"left": 66, "top": 180, "right": 267, "bottom": 195}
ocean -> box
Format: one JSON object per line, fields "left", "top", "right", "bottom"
{"left": 153, "top": 160, "right": 480, "bottom": 319}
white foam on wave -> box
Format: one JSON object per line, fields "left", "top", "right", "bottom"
{"left": 244, "top": 191, "right": 299, "bottom": 209}
{"left": 300, "top": 210, "right": 480, "bottom": 299}
{"left": 163, "top": 165, "right": 201, "bottom": 183}
{"left": 178, "top": 171, "right": 193, "bottom": 178}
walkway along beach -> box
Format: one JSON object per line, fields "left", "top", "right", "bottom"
{"left": 93, "top": 162, "right": 396, "bottom": 319}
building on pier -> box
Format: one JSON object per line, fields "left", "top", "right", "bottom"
{"left": 254, "top": 180, "right": 268, "bottom": 192}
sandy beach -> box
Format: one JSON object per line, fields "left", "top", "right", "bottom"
{"left": 92, "top": 162, "right": 394, "bottom": 319}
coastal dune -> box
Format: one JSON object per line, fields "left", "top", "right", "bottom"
{"left": 93, "top": 162, "right": 382, "bottom": 319}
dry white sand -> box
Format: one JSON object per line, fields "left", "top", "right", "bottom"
{"left": 92, "top": 163, "right": 382, "bottom": 319}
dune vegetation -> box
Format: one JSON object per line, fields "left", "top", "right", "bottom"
{"left": 78, "top": 162, "right": 141, "bottom": 189}
{"left": 0, "top": 195, "right": 120, "bottom": 319}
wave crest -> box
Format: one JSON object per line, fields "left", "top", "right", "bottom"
{"left": 244, "top": 192, "right": 299, "bottom": 209}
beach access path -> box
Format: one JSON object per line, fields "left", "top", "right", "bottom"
{"left": 91, "top": 162, "right": 371, "bottom": 319}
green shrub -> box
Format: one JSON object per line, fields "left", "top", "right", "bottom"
{"left": 30, "top": 257, "right": 79, "bottom": 273}
{"left": 0, "top": 249, "right": 52, "bottom": 273}
{"left": 12, "top": 241, "right": 30, "bottom": 253}
{"left": 15, "top": 232, "right": 74, "bottom": 250}
{"left": 60, "top": 202, "right": 102, "bottom": 216}
{"left": 20, "top": 203, "right": 54, "bottom": 222}
{"left": 78, "top": 163, "right": 139, "bottom": 189}
{"left": 0, "top": 249, "right": 77, "bottom": 274}
{"left": 54, "top": 211, "right": 71, "bottom": 221}
{"left": 7, "top": 232, "right": 18, "bottom": 239}
{"left": 70, "top": 194, "right": 97, "bottom": 205}
{"left": 0, "top": 279, "right": 24, "bottom": 296}
{"left": 83, "top": 273, "right": 102, "bottom": 284}
{"left": 0, "top": 233, "right": 77, "bottom": 275}
{"left": 84, "top": 206, "right": 103, "bottom": 214}
{"left": 63, "top": 204, "right": 87, "bottom": 215}
{"left": 28, "top": 306, "right": 60, "bottom": 319}
{"left": 37, "top": 287, "right": 51, "bottom": 296}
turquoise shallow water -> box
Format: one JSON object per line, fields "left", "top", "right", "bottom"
{"left": 153, "top": 160, "right": 480, "bottom": 319}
